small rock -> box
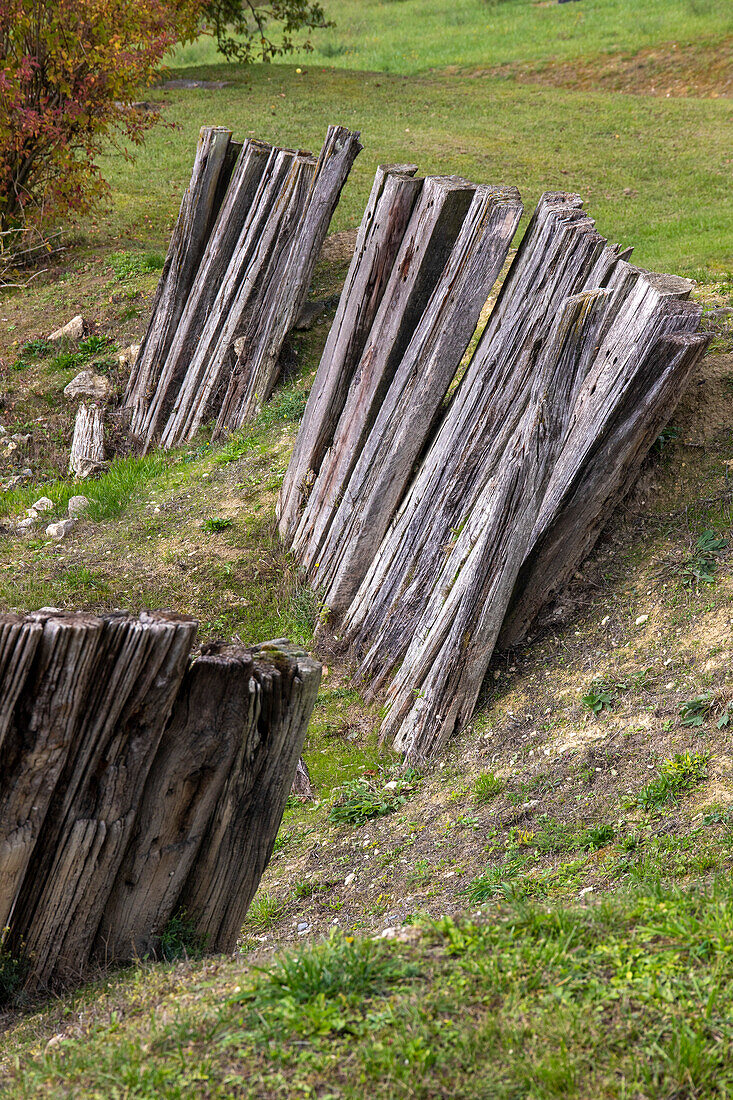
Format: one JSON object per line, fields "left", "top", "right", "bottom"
{"left": 601, "top": 615, "right": 610, "bottom": 626}
{"left": 665, "top": 681, "right": 675, "bottom": 691}
{"left": 31, "top": 497, "right": 54, "bottom": 514}
{"left": 4, "top": 469, "right": 32, "bottom": 490}
{"left": 344, "top": 872, "right": 356, "bottom": 887}
{"left": 46, "top": 518, "right": 75, "bottom": 540}
{"left": 67, "top": 494, "right": 90, "bottom": 518}
{"left": 297, "top": 922, "right": 310, "bottom": 933}
{"left": 16, "top": 516, "right": 38, "bottom": 531}
{"left": 118, "top": 344, "right": 141, "bottom": 368}
{"left": 0, "top": 426, "right": 6, "bottom": 436}
{"left": 635, "top": 614, "right": 649, "bottom": 626}
{"left": 49, "top": 314, "right": 86, "bottom": 342}
{"left": 380, "top": 926, "right": 421, "bottom": 943}
{"left": 64, "top": 370, "right": 112, "bottom": 401}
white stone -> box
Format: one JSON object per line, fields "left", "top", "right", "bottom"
{"left": 67, "top": 494, "right": 90, "bottom": 518}
{"left": 635, "top": 614, "right": 649, "bottom": 626}
{"left": 49, "top": 315, "right": 86, "bottom": 342}
{"left": 46, "top": 518, "right": 75, "bottom": 540}
{"left": 64, "top": 370, "right": 112, "bottom": 401}
{"left": 31, "top": 497, "right": 54, "bottom": 513}
{"left": 344, "top": 872, "right": 356, "bottom": 887}
{"left": 118, "top": 344, "right": 141, "bottom": 368}
{"left": 17, "top": 516, "right": 37, "bottom": 530}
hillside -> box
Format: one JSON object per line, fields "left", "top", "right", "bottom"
{"left": 1, "top": 1, "right": 733, "bottom": 1094}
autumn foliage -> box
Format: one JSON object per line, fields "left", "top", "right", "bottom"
{"left": 0, "top": 0, "right": 197, "bottom": 231}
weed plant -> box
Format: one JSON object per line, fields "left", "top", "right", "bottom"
{"left": 473, "top": 771, "right": 505, "bottom": 803}
{"left": 626, "top": 751, "right": 710, "bottom": 812}
{"left": 328, "top": 777, "right": 415, "bottom": 827}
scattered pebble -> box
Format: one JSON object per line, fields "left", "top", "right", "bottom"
{"left": 635, "top": 614, "right": 649, "bottom": 626}
{"left": 64, "top": 370, "right": 112, "bottom": 401}
{"left": 49, "top": 314, "right": 86, "bottom": 342}
{"left": 67, "top": 495, "right": 90, "bottom": 518}
{"left": 46, "top": 518, "right": 75, "bottom": 540}
{"left": 344, "top": 872, "right": 356, "bottom": 887}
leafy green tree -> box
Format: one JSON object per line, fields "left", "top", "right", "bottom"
{"left": 200, "top": 0, "right": 331, "bottom": 63}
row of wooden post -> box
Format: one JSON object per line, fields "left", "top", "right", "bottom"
{"left": 278, "top": 170, "right": 709, "bottom": 764}
{"left": 0, "top": 612, "right": 320, "bottom": 990}
{"left": 124, "top": 125, "right": 362, "bottom": 451}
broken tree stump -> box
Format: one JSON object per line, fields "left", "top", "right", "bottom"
{"left": 280, "top": 183, "right": 707, "bottom": 763}
{"left": 277, "top": 163, "right": 422, "bottom": 543}
{"left": 69, "top": 403, "right": 105, "bottom": 478}
{"left": 125, "top": 127, "right": 236, "bottom": 432}
{"left": 0, "top": 614, "right": 320, "bottom": 989}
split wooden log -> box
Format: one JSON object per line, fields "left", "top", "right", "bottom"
{"left": 290, "top": 174, "right": 478, "bottom": 574}
{"left": 0, "top": 615, "right": 319, "bottom": 989}
{"left": 277, "top": 163, "right": 422, "bottom": 542}
{"left": 11, "top": 613, "right": 197, "bottom": 987}
{"left": 498, "top": 283, "right": 705, "bottom": 649}
{"left": 213, "top": 125, "right": 364, "bottom": 433}
{"left": 69, "top": 402, "right": 105, "bottom": 478}
{"left": 292, "top": 756, "right": 315, "bottom": 801}
{"left": 156, "top": 147, "right": 311, "bottom": 448}
{"left": 379, "top": 289, "right": 612, "bottom": 763}
{"left": 314, "top": 184, "right": 523, "bottom": 614}
{"left": 340, "top": 193, "right": 610, "bottom": 679}
{"left": 95, "top": 645, "right": 258, "bottom": 963}
{"left": 181, "top": 642, "right": 321, "bottom": 953}
{"left": 125, "top": 127, "right": 235, "bottom": 432}
{"left": 0, "top": 616, "right": 43, "bottom": 756}
{"left": 0, "top": 613, "right": 104, "bottom": 931}
{"left": 134, "top": 139, "right": 272, "bottom": 446}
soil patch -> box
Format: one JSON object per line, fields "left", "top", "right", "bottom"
{"left": 464, "top": 37, "right": 733, "bottom": 99}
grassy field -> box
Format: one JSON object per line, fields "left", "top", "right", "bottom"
{"left": 1, "top": 0, "right": 733, "bottom": 1094}
{"left": 173, "top": 0, "right": 733, "bottom": 74}
{"left": 92, "top": 64, "right": 733, "bottom": 276}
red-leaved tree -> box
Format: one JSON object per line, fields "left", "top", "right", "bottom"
{"left": 0, "top": 0, "right": 197, "bottom": 232}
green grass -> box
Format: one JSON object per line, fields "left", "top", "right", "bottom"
{"left": 94, "top": 61, "right": 733, "bottom": 277}
{"left": 0, "top": 453, "right": 168, "bottom": 526}
{"left": 626, "top": 751, "right": 710, "bottom": 812}
{"left": 9, "top": 878, "right": 733, "bottom": 1097}
{"left": 473, "top": 770, "right": 505, "bottom": 803}
{"left": 172, "top": 0, "right": 733, "bottom": 74}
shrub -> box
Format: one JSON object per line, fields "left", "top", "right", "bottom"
{"left": 201, "top": 0, "right": 332, "bottom": 63}
{"left": 0, "top": 0, "right": 198, "bottom": 231}
{"left": 328, "top": 777, "right": 415, "bottom": 827}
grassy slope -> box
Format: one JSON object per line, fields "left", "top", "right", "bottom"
{"left": 93, "top": 65, "right": 733, "bottom": 275}
{"left": 174, "top": 0, "right": 733, "bottom": 74}
{"left": 1, "top": 1, "right": 733, "bottom": 1094}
